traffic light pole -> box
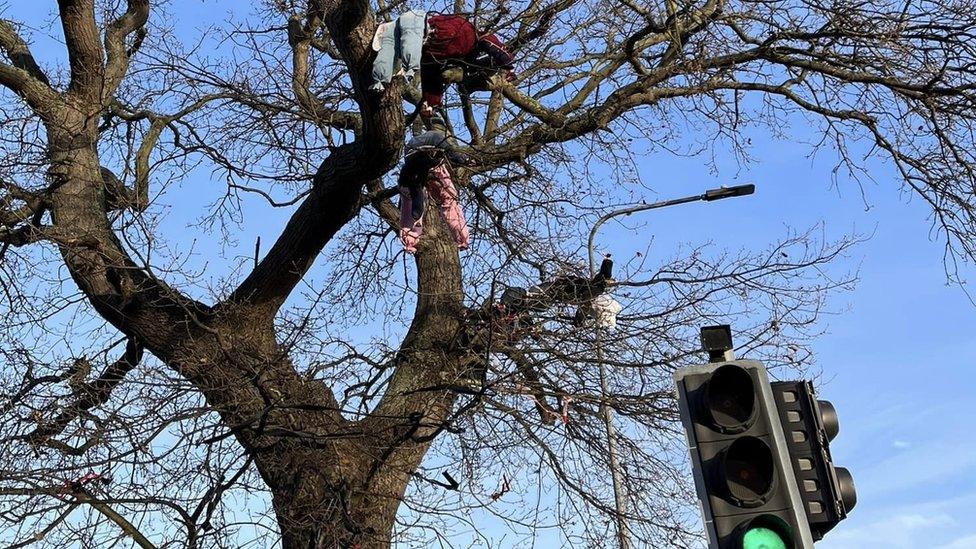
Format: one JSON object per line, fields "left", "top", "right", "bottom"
{"left": 587, "top": 184, "right": 755, "bottom": 549}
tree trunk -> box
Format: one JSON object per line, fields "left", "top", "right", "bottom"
{"left": 43, "top": 99, "right": 464, "bottom": 548}
{"left": 273, "top": 473, "right": 404, "bottom": 549}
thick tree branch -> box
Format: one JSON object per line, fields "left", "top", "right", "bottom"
{"left": 0, "top": 19, "right": 52, "bottom": 87}
{"left": 288, "top": 9, "right": 362, "bottom": 134}
{"left": 58, "top": 0, "right": 105, "bottom": 104}
{"left": 0, "top": 42, "right": 58, "bottom": 111}
{"left": 226, "top": 0, "right": 403, "bottom": 312}
{"left": 75, "top": 491, "right": 159, "bottom": 549}
{"left": 103, "top": 0, "right": 150, "bottom": 99}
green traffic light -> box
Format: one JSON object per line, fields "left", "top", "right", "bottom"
{"left": 741, "top": 527, "right": 788, "bottom": 549}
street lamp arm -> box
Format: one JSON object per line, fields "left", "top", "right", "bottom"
{"left": 587, "top": 194, "right": 703, "bottom": 274}
{"left": 586, "top": 184, "right": 755, "bottom": 274}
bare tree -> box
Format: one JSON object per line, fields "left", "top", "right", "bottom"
{"left": 0, "top": 0, "right": 970, "bottom": 546}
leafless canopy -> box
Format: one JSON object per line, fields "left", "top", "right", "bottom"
{"left": 0, "top": 0, "right": 971, "bottom": 547}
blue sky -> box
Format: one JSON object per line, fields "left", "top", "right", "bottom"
{"left": 4, "top": 1, "right": 975, "bottom": 547}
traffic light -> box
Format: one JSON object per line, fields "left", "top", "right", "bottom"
{"left": 674, "top": 360, "right": 814, "bottom": 548}
{"left": 770, "top": 381, "right": 857, "bottom": 540}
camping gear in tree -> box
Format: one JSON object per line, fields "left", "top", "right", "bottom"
{"left": 398, "top": 186, "right": 425, "bottom": 253}
{"left": 499, "top": 286, "right": 528, "bottom": 311}
{"left": 527, "top": 254, "right": 615, "bottom": 310}
{"left": 370, "top": 10, "right": 427, "bottom": 91}
{"left": 398, "top": 122, "right": 471, "bottom": 189}
{"left": 458, "top": 34, "right": 516, "bottom": 93}
{"left": 486, "top": 301, "right": 536, "bottom": 343}
{"left": 424, "top": 13, "right": 478, "bottom": 59}
{"left": 459, "top": 296, "right": 537, "bottom": 355}
{"left": 65, "top": 472, "right": 111, "bottom": 493}
{"left": 596, "top": 253, "right": 614, "bottom": 281}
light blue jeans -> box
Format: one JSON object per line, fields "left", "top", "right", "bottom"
{"left": 371, "top": 10, "right": 426, "bottom": 91}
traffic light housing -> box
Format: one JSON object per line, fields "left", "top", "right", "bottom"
{"left": 674, "top": 360, "right": 814, "bottom": 549}
{"left": 770, "top": 381, "right": 857, "bottom": 540}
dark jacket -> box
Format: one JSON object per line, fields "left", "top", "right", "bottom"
{"left": 398, "top": 129, "right": 469, "bottom": 189}
{"left": 526, "top": 256, "right": 615, "bottom": 310}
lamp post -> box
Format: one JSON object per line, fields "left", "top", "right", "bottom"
{"left": 586, "top": 184, "right": 755, "bottom": 549}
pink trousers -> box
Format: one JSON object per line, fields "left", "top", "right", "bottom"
{"left": 399, "top": 164, "right": 469, "bottom": 253}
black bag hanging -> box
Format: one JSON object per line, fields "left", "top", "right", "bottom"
{"left": 500, "top": 286, "right": 528, "bottom": 311}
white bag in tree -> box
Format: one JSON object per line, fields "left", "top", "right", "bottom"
{"left": 591, "top": 294, "right": 622, "bottom": 329}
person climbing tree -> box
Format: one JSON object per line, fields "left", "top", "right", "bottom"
{"left": 398, "top": 114, "right": 473, "bottom": 252}
{"left": 576, "top": 293, "right": 623, "bottom": 329}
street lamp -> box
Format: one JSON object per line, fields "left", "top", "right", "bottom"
{"left": 587, "top": 184, "right": 755, "bottom": 268}
{"left": 586, "top": 183, "right": 756, "bottom": 549}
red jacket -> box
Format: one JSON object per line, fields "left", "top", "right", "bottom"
{"left": 421, "top": 15, "right": 514, "bottom": 106}
{"left": 424, "top": 14, "right": 478, "bottom": 60}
